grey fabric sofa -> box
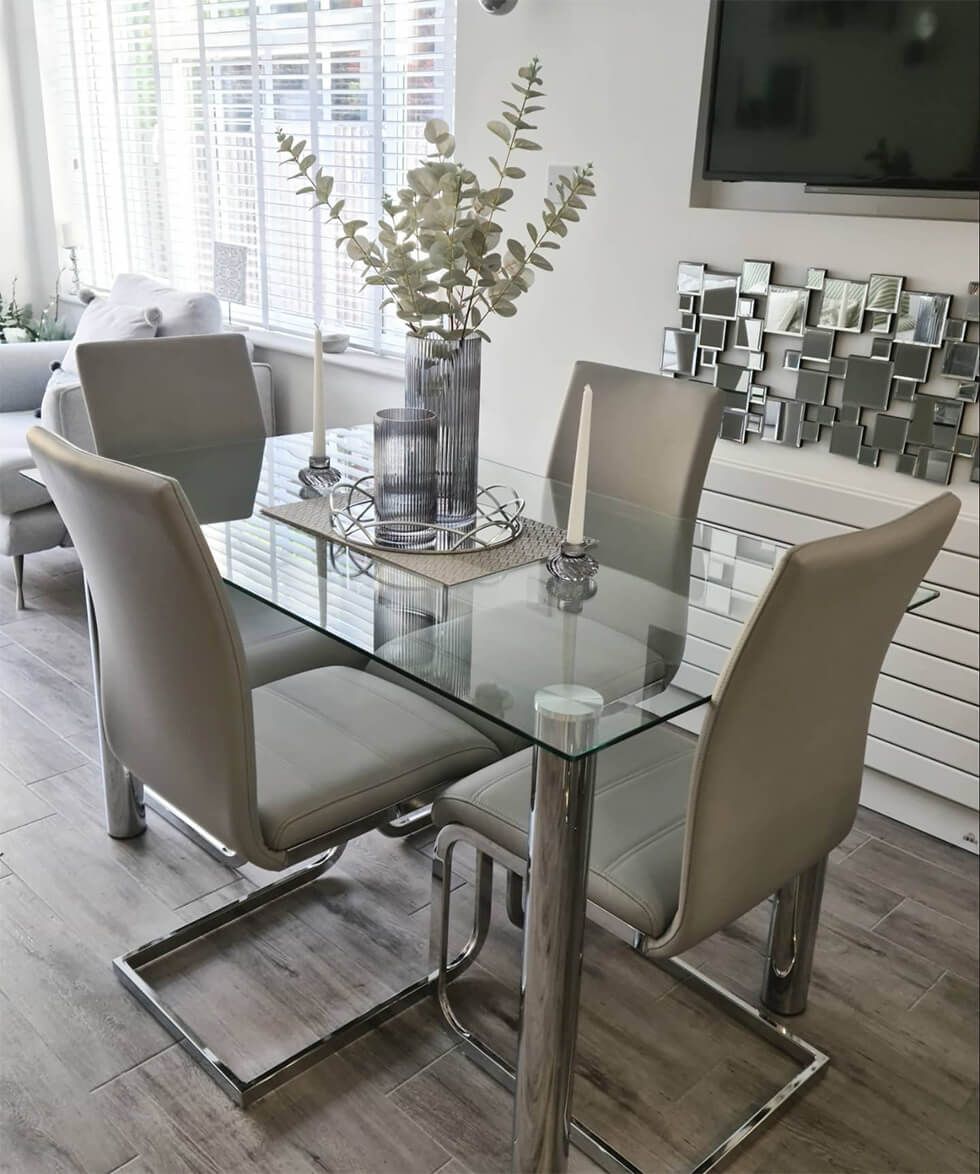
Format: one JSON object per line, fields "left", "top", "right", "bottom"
{"left": 0, "top": 340, "right": 74, "bottom": 605}
{"left": 0, "top": 286, "right": 272, "bottom": 608}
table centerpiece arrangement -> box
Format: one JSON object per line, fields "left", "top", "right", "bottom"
{"left": 277, "top": 57, "right": 595, "bottom": 532}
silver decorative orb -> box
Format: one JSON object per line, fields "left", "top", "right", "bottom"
{"left": 478, "top": 0, "right": 519, "bottom": 13}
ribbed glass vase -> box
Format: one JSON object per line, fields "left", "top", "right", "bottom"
{"left": 404, "top": 334, "right": 482, "bottom": 526}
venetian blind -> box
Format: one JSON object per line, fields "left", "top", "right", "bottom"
{"left": 43, "top": 0, "right": 456, "bottom": 353}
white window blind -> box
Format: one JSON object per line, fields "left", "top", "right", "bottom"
{"left": 43, "top": 0, "right": 456, "bottom": 354}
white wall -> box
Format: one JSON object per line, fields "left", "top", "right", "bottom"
{"left": 0, "top": 0, "right": 57, "bottom": 314}
{"left": 447, "top": 0, "right": 977, "bottom": 848}
{"left": 453, "top": 0, "right": 979, "bottom": 503}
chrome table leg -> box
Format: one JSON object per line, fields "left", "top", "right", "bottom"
{"left": 84, "top": 581, "right": 146, "bottom": 838}
{"left": 761, "top": 855, "right": 827, "bottom": 1016}
{"left": 511, "top": 685, "right": 603, "bottom": 1174}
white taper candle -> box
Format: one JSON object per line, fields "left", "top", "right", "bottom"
{"left": 311, "top": 322, "right": 325, "bottom": 459}
{"left": 565, "top": 383, "right": 592, "bottom": 545}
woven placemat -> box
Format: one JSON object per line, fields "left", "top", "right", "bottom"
{"left": 261, "top": 496, "right": 566, "bottom": 587}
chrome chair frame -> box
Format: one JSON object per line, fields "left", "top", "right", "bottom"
{"left": 114, "top": 789, "right": 480, "bottom": 1109}
{"left": 430, "top": 824, "right": 829, "bottom": 1174}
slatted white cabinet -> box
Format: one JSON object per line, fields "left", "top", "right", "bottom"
{"left": 677, "top": 457, "right": 979, "bottom": 854}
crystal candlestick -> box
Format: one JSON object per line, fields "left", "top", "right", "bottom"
{"left": 546, "top": 538, "right": 598, "bottom": 607}
{"left": 299, "top": 454, "right": 341, "bottom": 497}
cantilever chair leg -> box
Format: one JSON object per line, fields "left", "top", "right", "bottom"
{"left": 377, "top": 803, "right": 433, "bottom": 838}
{"left": 431, "top": 824, "right": 829, "bottom": 1174}
{"left": 115, "top": 821, "right": 495, "bottom": 1108}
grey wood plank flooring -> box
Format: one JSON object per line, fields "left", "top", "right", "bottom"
{"left": 0, "top": 689, "right": 87, "bottom": 783}
{"left": 0, "top": 640, "right": 94, "bottom": 735}
{"left": 0, "top": 560, "right": 977, "bottom": 1174}
{"left": 0, "top": 762, "right": 55, "bottom": 834}
{"left": 0, "top": 873, "right": 171, "bottom": 1090}
{"left": 0, "top": 990, "right": 136, "bottom": 1174}
{"left": 2, "top": 611, "right": 95, "bottom": 690}
{"left": 31, "top": 763, "right": 233, "bottom": 909}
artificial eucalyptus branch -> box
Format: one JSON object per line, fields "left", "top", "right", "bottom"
{"left": 276, "top": 57, "right": 595, "bottom": 343}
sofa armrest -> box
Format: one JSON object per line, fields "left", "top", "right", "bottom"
{"left": 0, "top": 341, "right": 70, "bottom": 413}
{"left": 252, "top": 362, "right": 275, "bottom": 435}
{"left": 40, "top": 377, "right": 96, "bottom": 451}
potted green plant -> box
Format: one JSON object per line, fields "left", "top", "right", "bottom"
{"left": 278, "top": 57, "right": 595, "bottom": 524}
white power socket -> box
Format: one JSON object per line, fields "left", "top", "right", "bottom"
{"left": 547, "top": 163, "right": 577, "bottom": 203}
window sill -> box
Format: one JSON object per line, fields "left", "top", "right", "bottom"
{"left": 248, "top": 327, "right": 402, "bottom": 381}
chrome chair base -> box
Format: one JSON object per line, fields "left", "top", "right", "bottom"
{"left": 114, "top": 837, "right": 487, "bottom": 1108}
{"left": 431, "top": 825, "right": 829, "bottom": 1174}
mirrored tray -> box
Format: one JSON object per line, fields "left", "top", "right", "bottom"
{"left": 328, "top": 476, "right": 525, "bottom": 553}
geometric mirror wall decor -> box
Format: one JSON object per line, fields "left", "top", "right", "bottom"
{"left": 662, "top": 263, "right": 980, "bottom": 485}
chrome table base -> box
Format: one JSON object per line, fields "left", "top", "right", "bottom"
{"left": 512, "top": 687, "right": 602, "bottom": 1172}
{"left": 431, "top": 827, "right": 829, "bottom": 1174}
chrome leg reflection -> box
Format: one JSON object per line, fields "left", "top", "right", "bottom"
{"left": 512, "top": 685, "right": 603, "bottom": 1174}
{"left": 505, "top": 869, "right": 525, "bottom": 929}
{"left": 85, "top": 581, "right": 145, "bottom": 838}
{"left": 762, "top": 856, "right": 827, "bottom": 1016}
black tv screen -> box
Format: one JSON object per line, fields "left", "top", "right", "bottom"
{"left": 703, "top": 0, "right": 980, "bottom": 191}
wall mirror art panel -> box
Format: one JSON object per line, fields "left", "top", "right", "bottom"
{"left": 734, "top": 317, "right": 764, "bottom": 351}
{"left": 741, "top": 260, "right": 772, "bottom": 296}
{"left": 701, "top": 272, "right": 741, "bottom": 319}
{"left": 867, "top": 274, "right": 904, "bottom": 314}
{"left": 677, "top": 262, "right": 704, "bottom": 295}
{"left": 818, "top": 278, "right": 868, "bottom": 332}
{"left": 764, "top": 286, "right": 809, "bottom": 337}
{"left": 662, "top": 328, "right": 698, "bottom": 377}
{"left": 660, "top": 264, "right": 979, "bottom": 485}
{"left": 894, "top": 291, "right": 951, "bottom": 347}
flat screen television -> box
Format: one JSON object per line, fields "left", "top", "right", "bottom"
{"left": 703, "top": 0, "right": 980, "bottom": 191}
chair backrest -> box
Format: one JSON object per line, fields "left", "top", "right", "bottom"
{"left": 75, "top": 333, "right": 264, "bottom": 458}
{"left": 547, "top": 361, "right": 723, "bottom": 520}
{"left": 26, "top": 426, "right": 274, "bottom": 866}
{"left": 548, "top": 362, "right": 721, "bottom": 675}
{"left": 662, "top": 493, "right": 960, "bottom": 954}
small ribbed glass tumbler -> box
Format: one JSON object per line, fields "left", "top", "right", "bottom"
{"left": 373, "top": 407, "right": 438, "bottom": 549}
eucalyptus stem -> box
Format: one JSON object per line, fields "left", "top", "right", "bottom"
{"left": 276, "top": 57, "right": 595, "bottom": 344}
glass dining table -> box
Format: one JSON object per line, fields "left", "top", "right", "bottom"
{"left": 26, "top": 427, "right": 936, "bottom": 1173}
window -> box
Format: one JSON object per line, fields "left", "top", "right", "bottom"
{"left": 41, "top": 0, "right": 455, "bottom": 354}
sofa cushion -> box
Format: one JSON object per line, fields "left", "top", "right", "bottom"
{"left": 108, "top": 273, "right": 222, "bottom": 337}
{"left": 60, "top": 298, "right": 161, "bottom": 376}
{"left": 0, "top": 411, "right": 52, "bottom": 513}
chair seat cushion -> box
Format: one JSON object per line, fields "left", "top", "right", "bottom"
{"left": 1, "top": 413, "right": 52, "bottom": 514}
{"left": 432, "top": 724, "right": 696, "bottom": 937}
{"left": 227, "top": 586, "right": 368, "bottom": 687}
{"left": 253, "top": 666, "right": 500, "bottom": 851}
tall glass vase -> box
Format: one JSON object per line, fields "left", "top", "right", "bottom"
{"left": 404, "top": 334, "right": 482, "bottom": 526}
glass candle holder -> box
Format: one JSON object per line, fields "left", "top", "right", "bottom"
{"left": 373, "top": 407, "right": 438, "bottom": 548}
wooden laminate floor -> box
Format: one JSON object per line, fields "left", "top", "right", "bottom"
{"left": 1, "top": 548, "right": 978, "bottom": 1174}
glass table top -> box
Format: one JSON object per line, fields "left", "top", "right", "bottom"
{"left": 22, "top": 429, "right": 939, "bottom": 758}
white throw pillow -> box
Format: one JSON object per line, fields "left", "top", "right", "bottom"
{"left": 58, "top": 298, "right": 162, "bottom": 375}
{"left": 108, "top": 273, "right": 222, "bottom": 336}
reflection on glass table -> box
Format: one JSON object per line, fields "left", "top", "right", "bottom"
{"left": 120, "top": 428, "right": 939, "bottom": 761}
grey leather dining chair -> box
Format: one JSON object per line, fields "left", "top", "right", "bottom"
{"left": 27, "top": 424, "right": 500, "bottom": 1106}
{"left": 428, "top": 493, "right": 959, "bottom": 1174}
{"left": 75, "top": 333, "right": 364, "bottom": 687}
{"left": 549, "top": 361, "right": 722, "bottom": 519}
